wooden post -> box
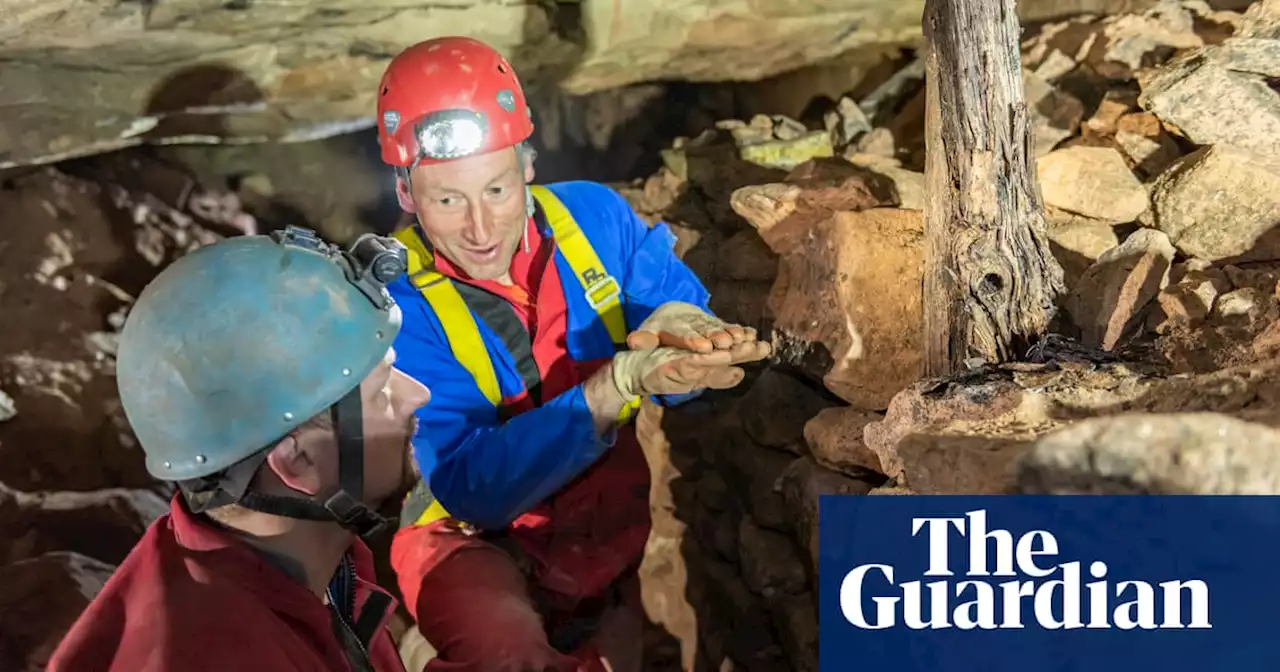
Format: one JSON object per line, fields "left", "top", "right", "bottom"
{"left": 921, "top": 0, "right": 1065, "bottom": 377}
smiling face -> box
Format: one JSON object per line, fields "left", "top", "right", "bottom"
{"left": 403, "top": 146, "right": 535, "bottom": 283}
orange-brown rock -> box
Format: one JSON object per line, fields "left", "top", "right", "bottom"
{"left": 731, "top": 167, "right": 922, "bottom": 410}
{"left": 801, "top": 407, "right": 884, "bottom": 475}
{"left": 1064, "top": 228, "right": 1176, "bottom": 350}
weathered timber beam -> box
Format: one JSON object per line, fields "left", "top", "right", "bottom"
{"left": 921, "top": 0, "right": 1065, "bottom": 378}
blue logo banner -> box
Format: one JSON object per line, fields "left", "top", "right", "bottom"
{"left": 817, "top": 495, "right": 1280, "bottom": 671}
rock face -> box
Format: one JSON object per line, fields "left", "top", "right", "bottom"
{"left": 863, "top": 357, "right": 1280, "bottom": 495}
{"left": 1064, "top": 228, "right": 1176, "bottom": 350}
{"left": 1018, "top": 412, "right": 1280, "bottom": 494}
{"left": 0, "top": 551, "right": 115, "bottom": 672}
{"left": 1138, "top": 0, "right": 1280, "bottom": 154}
{"left": 729, "top": 162, "right": 923, "bottom": 411}
{"left": 1037, "top": 146, "right": 1150, "bottom": 223}
{"left": 0, "top": 0, "right": 1141, "bottom": 170}
{"left": 1147, "top": 145, "right": 1280, "bottom": 262}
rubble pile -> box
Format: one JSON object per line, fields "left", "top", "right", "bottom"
{"left": 2, "top": 0, "right": 1279, "bottom": 670}
{"left": 0, "top": 160, "right": 249, "bottom": 671}
{"left": 620, "top": 1, "right": 1280, "bottom": 669}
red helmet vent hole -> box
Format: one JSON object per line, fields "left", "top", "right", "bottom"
{"left": 498, "top": 63, "right": 508, "bottom": 74}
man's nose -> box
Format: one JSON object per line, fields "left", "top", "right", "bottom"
{"left": 392, "top": 370, "right": 431, "bottom": 412}
{"left": 464, "top": 201, "right": 492, "bottom": 243}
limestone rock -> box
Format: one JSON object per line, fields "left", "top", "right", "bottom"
{"left": 738, "top": 517, "right": 807, "bottom": 598}
{"left": 1045, "top": 208, "right": 1124, "bottom": 290}
{"left": 863, "top": 373, "right": 1031, "bottom": 488}
{"left": 0, "top": 482, "right": 168, "bottom": 567}
{"left": 824, "top": 97, "right": 872, "bottom": 148}
{"left": 1037, "top": 146, "right": 1150, "bottom": 223}
{"left": 1101, "top": 0, "right": 1218, "bottom": 71}
{"left": 0, "top": 551, "right": 115, "bottom": 672}
{"left": 1137, "top": 18, "right": 1280, "bottom": 154}
{"left": 770, "top": 592, "right": 819, "bottom": 672}
{"left": 1241, "top": 0, "right": 1280, "bottom": 40}
{"left": 1153, "top": 267, "right": 1280, "bottom": 374}
{"left": 717, "top": 429, "right": 795, "bottom": 531}
{"left": 738, "top": 131, "right": 835, "bottom": 172}
{"left": 770, "top": 208, "right": 923, "bottom": 410}
{"left": 1149, "top": 262, "right": 1232, "bottom": 331}
{"left": 2, "top": 0, "right": 1136, "bottom": 169}
{"left": 1064, "top": 228, "right": 1176, "bottom": 350}
{"left": 0, "top": 389, "right": 15, "bottom": 423}
{"left": 715, "top": 230, "right": 778, "bottom": 282}
{"left": 1024, "top": 70, "right": 1087, "bottom": 156}
{"left": 739, "top": 369, "right": 835, "bottom": 452}
{"left": 853, "top": 128, "right": 896, "bottom": 158}
{"left": 1022, "top": 1, "right": 1238, "bottom": 90}
{"left": 864, "top": 357, "right": 1280, "bottom": 494}
{"left": 1148, "top": 145, "right": 1280, "bottom": 263}
{"left": 841, "top": 154, "right": 925, "bottom": 211}
{"left": 729, "top": 163, "right": 918, "bottom": 410}
{"left": 0, "top": 167, "right": 215, "bottom": 492}
{"left": 1017, "top": 412, "right": 1280, "bottom": 494}
{"left": 777, "top": 457, "right": 876, "bottom": 576}
{"left": 1113, "top": 121, "right": 1182, "bottom": 178}
{"left": 732, "top": 177, "right": 922, "bottom": 409}
{"left": 1082, "top": 89, "right": 1139, "bottom": 136}
{"left": 801, "top": 407, "right": 885, "bottom": 476}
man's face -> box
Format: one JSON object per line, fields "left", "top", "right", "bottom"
{"left": 405, "top": 146, "right": 534, "bottom": 281}
{"left": 295, "top": 348, "right": 431, "bottom": 506}
{"left": 355, "top": 348, "right": 431, "bottom": 504}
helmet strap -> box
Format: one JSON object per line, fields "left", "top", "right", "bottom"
{"left": 233, "top": 387, "right": 392, "bottom": 538}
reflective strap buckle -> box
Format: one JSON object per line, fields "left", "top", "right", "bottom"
{"left": 584, "top": 275, "right": 620, "bottom": 310}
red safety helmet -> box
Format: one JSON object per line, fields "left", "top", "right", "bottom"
{"left": 376, "top": 37, "right": 535, "bottom": 170}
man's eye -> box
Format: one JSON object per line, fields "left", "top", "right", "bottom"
{"left": 437, "top": 196, "right": 458, "bottom": 207}
{"left": 487, "top": 187, "right": 507, "bottom": 197}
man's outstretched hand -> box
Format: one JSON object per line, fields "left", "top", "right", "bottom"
{"left": 611, "top": 347, "right": 745, "bottom": 399}
{"left": 626, "top": 301, "right": 772, "bottom": 365}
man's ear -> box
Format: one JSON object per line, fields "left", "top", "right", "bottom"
{"left": 396, "top": 175, "right": 417, "bottom": 214}
{"left": 264, "top": 435, "right": 322, "bottom": 496}
{"left": 523, "top": 154, "right": 536, "bottom": 183}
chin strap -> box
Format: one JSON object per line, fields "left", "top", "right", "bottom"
{"left": 237, "top": 388, "right": 392, "bottom": 538}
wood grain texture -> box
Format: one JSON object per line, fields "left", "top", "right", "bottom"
{"left": 921, "top": 0, "right": 1065, "bottom": 377}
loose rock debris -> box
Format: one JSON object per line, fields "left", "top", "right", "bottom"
{"left": 3, "top": 1, "right": 1280, "bottom": 670}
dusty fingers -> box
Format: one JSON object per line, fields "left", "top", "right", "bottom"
{"left": 626, "top": 301, "right": 766, "bottom": 354}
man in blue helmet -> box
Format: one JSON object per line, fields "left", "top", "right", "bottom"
{"left": 48, "top": 226, "right": 431, "bottom": 672}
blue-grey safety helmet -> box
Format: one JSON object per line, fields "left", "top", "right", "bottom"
{"left": 115, "top": 225, "right": 409, "bottom": 537}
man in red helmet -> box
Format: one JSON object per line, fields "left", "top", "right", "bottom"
{"left": 377, "top": 36, "right": 771, "bottom": 671}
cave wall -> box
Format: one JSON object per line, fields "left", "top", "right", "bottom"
{"left": 3, "top": 0, "right": 1169, "bottom": 169}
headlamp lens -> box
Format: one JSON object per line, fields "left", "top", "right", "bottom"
{"left": 417, "top": 117, "right": 484, "bottom": 160}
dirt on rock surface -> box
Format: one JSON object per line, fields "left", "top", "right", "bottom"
{"left": 4, "top": 1, "right": 1280, "bottom": 670}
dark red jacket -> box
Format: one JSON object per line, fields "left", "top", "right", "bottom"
{"left": 48, "top": 495, "right": 405, "bottom": 672}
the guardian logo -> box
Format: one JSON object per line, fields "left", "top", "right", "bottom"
{"left": 840, "top": 509, "right": 1212, "bottom": 631}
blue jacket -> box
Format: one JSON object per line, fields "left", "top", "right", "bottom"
{"left": 388, "top": 180, "right": 712, "bottom": 530}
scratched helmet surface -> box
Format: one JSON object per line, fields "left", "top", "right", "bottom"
{"left": 115, "top": 230, "right": 403, "bottom": 482}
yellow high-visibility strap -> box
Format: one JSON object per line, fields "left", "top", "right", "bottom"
{"left": 395, "top": 187, "right": 649, "bottom": 527}
{"left": 529, "top": 185, "right": 642, "bottom": 422}
{"left": 393, "top": 227, "right": 502, "bottom": 408}
{"left": 529, "top": 186, "right": 627, "bottom": 345}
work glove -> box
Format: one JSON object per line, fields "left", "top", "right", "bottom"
{"left": 611, "top": 347, "right": 747, "bottom": 399}
{"left": 626, "top": 301, "right": 772, "bottom": 365}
